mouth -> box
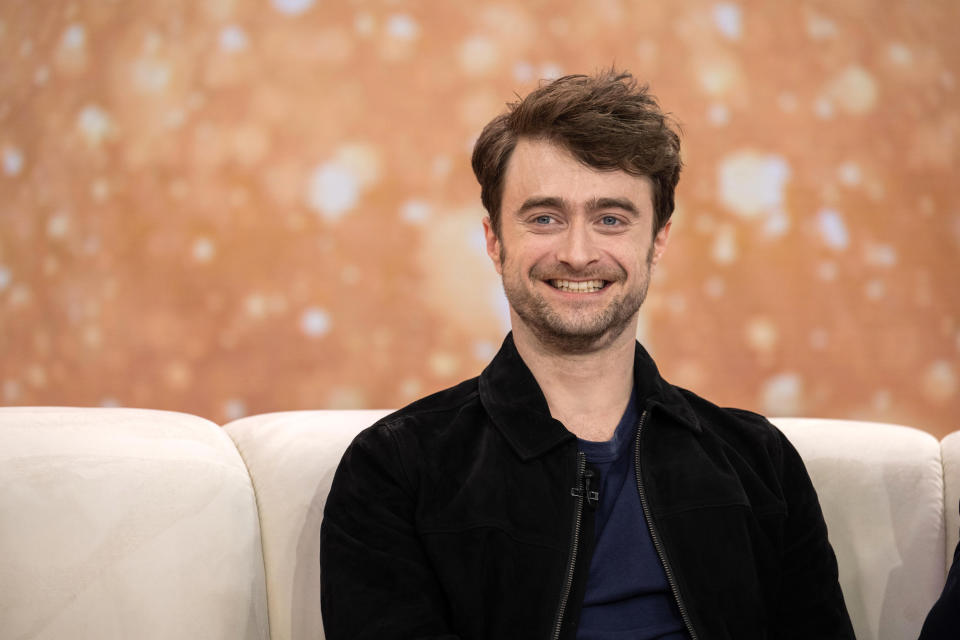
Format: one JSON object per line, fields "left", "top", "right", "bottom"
{"left": 548, "top": 279, "right": 609, "bottom": 293}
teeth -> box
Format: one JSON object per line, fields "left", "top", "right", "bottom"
{"left": 550, "top": 279, "right": 606, "bottom": 293}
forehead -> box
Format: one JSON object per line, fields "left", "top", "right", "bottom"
{"left": 502, "top": 138, "right": 653, "bottom": 212}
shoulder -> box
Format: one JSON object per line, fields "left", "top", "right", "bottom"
{"left": 348, "top": 375, "right": 487, "bottom": 459}
{"left": 676, "top": 386, "right": 781, "bottom": 440}
{"left": 657, "top": 385, "right": 819, "bottom": 516}
{"left": 669, "top": 385, "right": 794, "bottom": 470}
{"left": 330, "top": 376, "right": 485, "bottom": 495}
{"left": 380, "top": 375, "right": 482, "bottom": 426}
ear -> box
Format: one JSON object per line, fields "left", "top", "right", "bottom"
{"left": 482, "top": 216, "right": 503, "bottom": 275}
{"left": 650, "top": 221, "right": 671, "bottom": 267}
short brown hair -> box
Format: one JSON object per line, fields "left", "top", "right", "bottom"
{"left": 471, "top": 69, "right": 682, "bottom": 236}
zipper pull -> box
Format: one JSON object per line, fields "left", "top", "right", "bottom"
{"left": 570, "top": 467, "right": 600, "bottom": 506}
{"left": 583, "top": 468, "right": 599, "bottom": 506}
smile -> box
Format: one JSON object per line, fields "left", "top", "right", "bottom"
{"left": 549, "top": 279, "right": 608, "bottom": 293}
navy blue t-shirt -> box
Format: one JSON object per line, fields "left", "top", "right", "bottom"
{"left": 576, "top": 391, "right": 689, "bottom": 639}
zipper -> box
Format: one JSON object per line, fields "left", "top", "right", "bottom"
{"left": 634, "top": 409, "right": 700, "bottom": 640}
{"left": 550, "top": 450, "right": 590, "bottom": 640}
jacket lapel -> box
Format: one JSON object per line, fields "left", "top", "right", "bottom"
{"left": 478, "top": 334, "right": 701, "bottom": 462}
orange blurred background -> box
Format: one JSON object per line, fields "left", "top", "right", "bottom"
{"left": 1, "top": 1, "right": 958, "bottom": 437}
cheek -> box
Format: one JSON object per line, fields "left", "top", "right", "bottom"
{"left": 606, "top": 244, "right": 647, "bottom": 274}
{"left": 504, "top": 239, "right": 550, "bottom": 266}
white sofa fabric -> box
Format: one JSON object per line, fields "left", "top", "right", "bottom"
{"left": 1, "top": 407, "right": 956, "bottom": 640}
{"left": 224, "top": 410, "right": 390, "bottom": 640}
{"left": 776, "top": 418, "right": 945, "bottom": 639}
{"left": 0, "top": 407, "right": 269, "bottom": 640}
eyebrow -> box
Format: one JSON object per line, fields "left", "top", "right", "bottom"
{"left": 517, "top": 196, "right": 565, "bottom": 215}
{"left": 516, "top": 196, "right": 641, "bottom": 217}
{"left": 588, "top": 197, "right": 640, "bottom": 217}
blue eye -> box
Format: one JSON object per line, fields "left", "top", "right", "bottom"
{"left": 534, "top": 215, "right": 553, "bottom": 224}
{"left": 600, "top": 215, "right": 620, "bottom": 226}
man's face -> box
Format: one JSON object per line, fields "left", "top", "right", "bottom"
{"left": 483, "top": 138, "right": 671, "bottom": 353}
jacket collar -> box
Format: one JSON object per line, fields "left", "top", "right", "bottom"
{"left": 478, "top": 333, "right": 701, "bottom": 461}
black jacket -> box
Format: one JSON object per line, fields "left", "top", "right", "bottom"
{"left": 320, "top": 334, "right": 854, "bottom": 639}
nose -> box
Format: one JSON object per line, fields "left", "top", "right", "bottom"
{"left": 556, "top": 220, "right": 601, "bottom": 270}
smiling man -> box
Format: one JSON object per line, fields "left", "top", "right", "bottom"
{"left": 320, "top": 70, "right": 854, "bottom": 639}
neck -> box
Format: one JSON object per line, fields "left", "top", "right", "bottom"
{"left": 511, "top": 319, "right": 637, "bottom": 442}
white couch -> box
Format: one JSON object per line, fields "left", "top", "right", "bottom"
{"left": 1, "top": 407, "right": 957, "bottom": 640}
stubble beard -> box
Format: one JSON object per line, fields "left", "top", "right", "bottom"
{"left": 499, "top": 244, "right": 655, "bottom": 354}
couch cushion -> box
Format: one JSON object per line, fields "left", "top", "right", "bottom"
{"left": 0, "top": 407, "right": 269, "bottom": 640}
{"left": 773, "top": 417, "right": 944, "bottom": 640}
{"left": 223, "top": 409, "right": 390, "bottom": 640}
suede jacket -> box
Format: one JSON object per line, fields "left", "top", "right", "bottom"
{"left": 320, "top": 334, "right": 855, "bottom": 639}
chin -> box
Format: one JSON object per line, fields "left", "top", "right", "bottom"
{"left": 524, "top": 315, "right": 636, "bottom": 354}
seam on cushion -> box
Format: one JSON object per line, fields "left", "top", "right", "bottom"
{"left": 940, "top": 442, "right": 948, "bottom": 573}
{"left": 221, "top": 427, "right": 274, "bottom": 639}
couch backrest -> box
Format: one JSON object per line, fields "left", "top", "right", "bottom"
{"left": 2, "top": 408, "right": 954, "bottom": 640}
{"left": 773, "top": 417, "right": 945, "bottom": 640}
{"left": 227, "top": 411, "right": 953, "bottom": 640}
{"left": 0, "top": 407, "right": 270, "bottom": 640}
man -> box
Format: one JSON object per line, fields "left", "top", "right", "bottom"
{"left": 320, "top": 69, "right": 854, "bottom": 639}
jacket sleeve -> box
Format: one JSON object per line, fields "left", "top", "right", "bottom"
{"left": 774, "top": 430, "right": 856, "bottom": 639}
{"left": 320, "top": 420, "right": 460, "bottom": 640}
